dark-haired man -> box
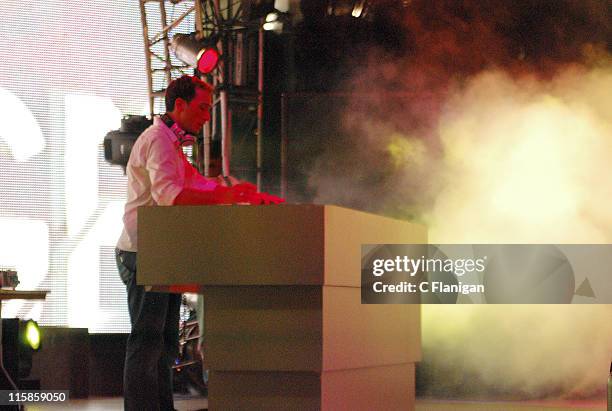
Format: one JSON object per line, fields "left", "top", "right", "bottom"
{"left": 116, "top": 75, "right": 281, "bottom": 410}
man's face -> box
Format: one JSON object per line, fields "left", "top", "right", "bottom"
{"left": 176, "top": 87, "right": 212, "bottom": 134}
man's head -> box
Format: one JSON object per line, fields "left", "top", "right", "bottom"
{"left": 165, "top": 75, "right": 213, "bottom": 134}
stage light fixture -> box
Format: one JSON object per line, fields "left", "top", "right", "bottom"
{"left": 263, "top": 12, "right": 283, "bottom": 32}
{"left": 171, "top": 33, "right": 219, "bottom": 74}
{"left": 266, "top": 12, "right": 279, "bottom": 22}
{"left": 104, "top": 115, "right": 152, "bottom": 173}
{"left": 2, "top": 318, "right": 43, "bottom": 386}
{"left": 23, "top": 320, "right": 40, "bottom": 351}
{"left": 327, "top": 0, "right": 369, "bottom": 18}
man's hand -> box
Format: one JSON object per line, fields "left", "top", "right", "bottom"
{"left": 227, "top": 184, "right": 284, "bottom": 205}
{"left": 256, "top": 192, "right": 285, "bottom": 205}
{"left": 232, "top": 182, "right": 257, "bottom": 194}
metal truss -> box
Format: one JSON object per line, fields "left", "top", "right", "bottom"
{"left": 138, "top": 0, "right": 265, "bottom": 184}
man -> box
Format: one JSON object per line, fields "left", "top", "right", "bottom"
{"left": 116, "top": 75, "right": 281, "bottom": 410}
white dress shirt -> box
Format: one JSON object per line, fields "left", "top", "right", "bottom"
{"left": 116, "top": 117, "right": 218, "bottom": 252}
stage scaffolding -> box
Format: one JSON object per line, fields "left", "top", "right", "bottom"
{"left": 138, "top": 0, "right": 266, "bottom": 187}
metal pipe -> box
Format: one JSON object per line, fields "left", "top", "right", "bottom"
{"left": 159, "top": 1, "right": 173, "bottom": 87}
{"left": 212, "top": 0, "right": 222, "bottom": 24}
{"left": 280, "top": 93, "right": 288, "bottom": 199}
{"left": 220, "top": 90, "right": 230, "bottom": 177}
{"left": 150, "top": 5, "right": 196, "bottom": 45}
{"left": 256, "top": 19, "right": 264, "bottom": 191}
{"left": 139, "top": 0, "right": 155, "bottom": 116}
{"left": 203, "top": 119, "right": 211, "bottom": 176}
{"left": 195, "top": 0, "right": 204, "bottom": 40}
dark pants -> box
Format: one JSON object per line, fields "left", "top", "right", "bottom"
{"left": 116, "top": 248, "right": 181, "bottom": 411}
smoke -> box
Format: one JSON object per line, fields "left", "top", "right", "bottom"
{"left": 303, "top": 0, "right": 612, "bottom": 400}
{"left": 430, "top": 62, "right": 612, "bottom": 243}
{"left": 420, "top": 304, "right": 612, "bottom": 399}
{"left": 418, "top": 58, "right": 612, "bottom": 400}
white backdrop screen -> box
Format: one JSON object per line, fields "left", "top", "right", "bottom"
{"left": 0, "top": 1, "right": 170, "bottom": 333}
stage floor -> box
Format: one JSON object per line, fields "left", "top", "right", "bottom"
{"left": 23, "top": 396, "right": 606, "bottom": 410}
{"left": 416, "top": 399, "right": 605, "bottom": 411}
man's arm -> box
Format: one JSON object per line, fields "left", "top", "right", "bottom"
{"left": 174, "top": 185, "right": 284, "bottom": 205}
{"left": 145, "top": 132, "right": 186, "bottom": 206}
{"left": 178, "top": 165, "right": 284, "bottom": 205}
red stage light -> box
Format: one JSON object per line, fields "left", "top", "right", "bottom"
{"left": 171, "top": 33, "right": 219, "bottom": 74}
{"left": 197, "top": 48, "right": 219, "bottom": 74}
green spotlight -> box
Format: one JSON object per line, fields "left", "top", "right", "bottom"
{"left": 23, "top": 320, "right": 41, "bottom": 351}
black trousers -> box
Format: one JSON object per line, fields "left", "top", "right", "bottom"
{"left": 116, "top": 248, "right": 181, "bottom": 411}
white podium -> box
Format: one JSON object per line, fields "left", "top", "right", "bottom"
{"left": 138, "top": 205, "right": 425, "bottom": 410}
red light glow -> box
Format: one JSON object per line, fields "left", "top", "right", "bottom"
{"left": 197, "top": 48, "right": 219, "bottom": 74}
